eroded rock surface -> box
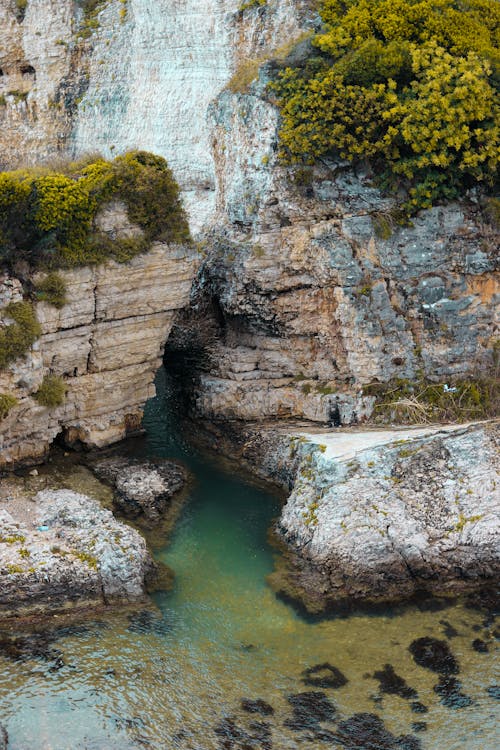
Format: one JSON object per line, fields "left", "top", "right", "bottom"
{"left": 269, "top": 421, "right": 500, "bottom": 610}
{"left": 0, "top": 242, "right": 199, "bottom": 468}
{"left": 92, "top": 456, "right": 187, "bottom": 525}
{"left": 0, "top": 489, "right": 155, "bottom": 620}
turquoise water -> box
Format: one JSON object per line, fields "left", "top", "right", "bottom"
{"left": 0, "top": 369, "right": 498, "bottom": 749}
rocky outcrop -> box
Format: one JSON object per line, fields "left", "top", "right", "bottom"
{"left": 92, "top": 455, "right": 187, "bottom": 526}
{"left": 0, "top": 488, "right": 155, "bottom": 620}
{"left": 166, "top": 71, "right": 499, "bottom": 425}
{"left": 269, "top": 421, "right": 500, "bottom": 612}
{"left": 0, "top": 240, "right": 199, "bottom": 468}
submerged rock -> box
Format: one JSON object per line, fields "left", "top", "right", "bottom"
{"left": 302, "top": 662, "right": 348, "bottom": 689}
{"left": 409, "top": 637, "right": 459, "bottom": 675}
{"left": 486, "top": 685, "right": 500, "bottom": 700}
{"left": 92, "top": 456, "right": 187, "bottom": 526}
{"left": 0, "top": 490, "right": 155, "bottom": 621}
{"left": 126, "top": 608, "right": 172, "bottom": 636}
{"left": 0, "top": 724, "right": 7, "bottom": 750}
{"left": 372, "top": 664, "right": 417, "bottom": 699}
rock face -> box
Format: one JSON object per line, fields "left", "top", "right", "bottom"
{"left": 168, "top": 74, "right": 499, "bottom": 424}
{"left": 0, "top": 0, "right": 311, "bottom": 230}
{"left": 0, "top": 241, "right": 199, "bottom": 468}
{"left": 0, "top": 489, "right": 155, "bottom": 620}
{"left": 92, "top": 456, "right": 187, "bottom": 525}
{"left": 271, "top": 422, "right": 500, "bottom": 611}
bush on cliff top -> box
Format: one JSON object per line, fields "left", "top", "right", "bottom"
{"left": 271, "top": 0, "right": 500, "bottom": 213}
{"left": 0, "top": 151, "right": 190, "bottom": 270}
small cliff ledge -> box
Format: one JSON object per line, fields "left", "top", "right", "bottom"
{"left": 270, "top": 421, "right": 500, "bottom": 612}
{"left": 0, "top": 243, "right": 199, "bottom": 468}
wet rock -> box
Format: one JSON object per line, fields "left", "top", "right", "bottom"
{"left": 472, "top": 638, "right": 489, "bottom": 653}
{"left": 411, "top": 722, "right": 427, "bottom": 733}
{"left": 302, "top": 662, "right": 348, "bottom": 689}
{"left": 241, "top": 699, "right": 274, "bottom": 716}
{"left": 372, "top": 664, "right": 417, "bottom": 699}
{"left": 486, "top": 685, "right": 500, "bottom": 700}
{"left": 92, "top": 457, "right": 187, "bottom": 526}
{"left": 433, "top": 675, "right": 473, "bottom": 709}
{"left": 0, "top": 724, "right": 7, "bottom": 750}
{"left": 439, "top": 620, "right": 458, "bottom": 638}
{"left": 410, "top": 702, "right": 428, "bottom": 714}
{"left": 409, "top": 637, "right": 459, "bottom": 674}
{"left": 334, "top": 712, "right": 422, "bottom": 749}
{"left": 284, "top": 691, "right": 336, "bottom": 730}
{"left": 127, "top": 609, "right": 172, "bottom": 636}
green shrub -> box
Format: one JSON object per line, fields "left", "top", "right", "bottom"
{"left": 271, "top": 0, "right": 500, "bottom": 213}
{"left": 0, "top": 393, "right": 18, "bottom": 419}
{"left": 35, "top": 272, "right": 67, "bottom": 308}
{"left": 0, "top": 151, "right": 190, "bottom": 270}
{"left": 34, "top": 375, "right": 66, "bottom": 408}
{"left": 0, "top": 301, "right": 41, "bottom": 369}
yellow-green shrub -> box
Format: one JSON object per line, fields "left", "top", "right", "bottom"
{"left": 34, "top": 375, "right": 66, "bottom": 408}
{"left": 0, "top": 151, "right": 190, "bottom": 270}
{"left": 0, "top": 302, "right": 41, "bottom": 369}
{"left": 0, "top": 393, "right": 18, "bottom": 420}
{"left": 35, "top": 272, "right": 67, "bottom": 308}
{"left": 271, "top": 0, "right": 500, "bottom": 212}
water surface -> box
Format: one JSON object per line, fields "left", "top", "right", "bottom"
{"left": 0, "top": 369, "right": 498, "bottom": 749}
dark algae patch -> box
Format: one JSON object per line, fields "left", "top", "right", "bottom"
{"left": 372, "top": 664, "right": 417, "bottom": 699}
{"left": 409, "top": 637, "right": 459, "bottom": 674}
{"left": 433, "top": 675, "right": 473, "bottom": 709}
{"left": 471, "top": 638, "right": 489, "bottom": 653}
{"left": 241, "top": 699, "right": 274, "bottom": 716}
{"left": 410, "top": 702, "right": 428, "bottom": 714}
{"left": 284, "top": 691, "right": 336, "bottom": 730}
{"left": 334, "top": 713, "right": 422, "bottom": 750}
{"left": 302, "top": 661, "right": 348, "bottom": 689}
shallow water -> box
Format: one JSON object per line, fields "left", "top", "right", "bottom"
{"left": 0, "top": 369, "right": 498, "bottom": 749}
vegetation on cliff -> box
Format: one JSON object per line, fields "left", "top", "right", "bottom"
{"left": 271, "top": 0, "right": 499, "bottom": 212}
{"left": 0, "top": 151, "right": 190, "bottom": 270}
{"left": 0, "top": 301, "right": 41, "bottom": 369}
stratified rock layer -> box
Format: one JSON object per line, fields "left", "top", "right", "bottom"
{"left": 0, "top": 242, "right": 199, "bottom": 468}
{"left": 170, "top": 79, "right": 498, "bottom": 425}
{"left": 0, "top": 489, "right": 155, "bottom": 620}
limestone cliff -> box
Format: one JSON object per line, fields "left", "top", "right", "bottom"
{"left": 0, "top": 241, "right": 199, "bottom": 468}
{"left": 168, "top": 76, "right": 499, "bottom": 425}
{"left": 0, "top": 0, "right": 311, "bottom": 230}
